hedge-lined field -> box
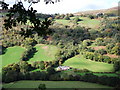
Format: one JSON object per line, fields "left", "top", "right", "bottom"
{"left": 1, "top": 44, "right": 59, "bottom": 67}
{"left": 1, "top": 46, "right": 25, "bottom": 67}
{"left": 3, "top": 80, "right": 112, "bottom": 89}
{"left": 29, "top": 44, "right": 59, "bottom": 62}
{"left": 63, "top": 55, "right": 114, "bottom": 72}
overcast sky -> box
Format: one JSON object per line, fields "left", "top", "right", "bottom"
{"left": 3, "top": 0, "right": 120, "bottom": 14}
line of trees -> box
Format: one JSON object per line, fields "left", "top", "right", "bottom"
{"left": 2, "top": 62, "right": 120, "bottom": 87}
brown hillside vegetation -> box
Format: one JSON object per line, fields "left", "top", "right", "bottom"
{"left": 92, "top": 46, "right": 106, "bottom": 50}
{"left": 104, "top": 54, "right": 119, "bottom": 58}
{"left": 74, "top": 6, "right": 118, "bottom": 15}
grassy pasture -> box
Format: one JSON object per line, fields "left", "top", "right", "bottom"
{"left": 63, "top": 55, "right": 114, "bottom": 72}
{"left": 55, "top": 19, "right": 73, "bottom": 26}
{"left": 29, "top": 44, "right": 58, "bottom": 62}
{"left": 1, "top": 46, "right": 25, "bottom": 67}
{"left": 0, "top": 44, "right": 58, "bottom": 67}
{"left": 76, "top": 17, "right": 101, "bottom": 29}
{"left": 55, "top": 17, "right": 101, "bottom": 29}
{"left": 3, "top": 80, "right": 112, "bottom": 89}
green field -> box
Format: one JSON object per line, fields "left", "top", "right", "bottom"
{"left": 55, "top": 17, "right": 101, "bottom": 29}
{"left": 1, "top": 44, "right": 58, "bottom": 67}
{"left": 29, "top": 44, "right": 59, "bottom": 62}
{"left": 63, "top": 55, "right": 114, "bottom": 72}
{"left": 55, "top": 19, "right": 74, "bottom": 26}
{"left": 1, "top": 46, "right": 25, "bottom": 67}
{"left": 3, "top": 80, "right": 112, "bottom": 89}
{"left": 77, "top": 17, "right": 101, "bottom": 29}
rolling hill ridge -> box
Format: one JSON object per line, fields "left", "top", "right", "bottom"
{"left": 74, "top": 6, "right": 118, "bottom": 15}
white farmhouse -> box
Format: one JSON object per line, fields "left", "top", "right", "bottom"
{"left": 56, "top": 66, "right": 71, "bottom": 71}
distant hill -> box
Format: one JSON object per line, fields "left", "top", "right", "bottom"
{"left": 74, "top": 6, "right": 118, "bottom": 16}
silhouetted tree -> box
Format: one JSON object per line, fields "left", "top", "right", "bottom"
{"left": 1, "top": 0, "right": 61, "bottom": 37}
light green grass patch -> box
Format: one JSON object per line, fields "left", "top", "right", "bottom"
{"left": 1, "top": 46, "right": 25, "bottom": 67}
{"left": 29, "top": 44, "right": 58, "bottom": 62}
{"left": 63, "top": 55, "right": 114, "bottom": 72}
{"left": 55, "top": 17, "right": 101, "bottom": 29}
{"left": 31, "top": 69, "right": 46, "bottom": 72}
{"left": 3, "top": 80, "right": 112, "bottom": 89}
{"left": 55, "top": 19, "right": 73, "bottom": 26}
{"left": 78, "top": 17, "right": 101, "bottom": 29}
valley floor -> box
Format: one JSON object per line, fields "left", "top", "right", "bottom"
{"left": 3, "top": 80, "right": 113, "bottom": 89}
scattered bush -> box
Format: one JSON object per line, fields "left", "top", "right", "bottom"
{"left": 0, "top": 45, "right": 7, "bottom": 55}
{"left": 18, "top": 61, "right": 32, "bottom": 73}
{"left": 23, "top": 38, "right": 37, "bottom": 48}
{"left": 82, "top": 40, "right": 92, "bottom": 46}
{"left": 102, "top": 56, "right": 111, "bottom": 63}
{"left": 95, "top": 49, "right": 107, "bottom": 55}
{"left": 88, "top": 15, "right": 95, "bottom": 19}
{"left": 73, "top": 17, "right": 82, "bottom": 24}
{"left": 95, "top": 38, "right": 105, "bottom": 46}
{"left": 114, "top": 61, "right": 120, "bottom": 72}
{"left": 47, "top": 67, "right": 56, "bottom": 75}
{"left": 37, "top": 84, "right": 46, "bottom": 90}
{"left": 106, "top": 43, "right": 115, "bottom": 54}
{"left": 111, "top": 45, "right": 120, "bottom": 55}
{"left": 64, "top": 16, "right": 70, "bottom": 20}
{"left": 111, "top": 58, "right": 119, "bottom": 64}
{"left": 39, "top": 61, "right": 45, "bottom": 70}
{"left": 83, "top": 51, "right": 114, "bottom": 64}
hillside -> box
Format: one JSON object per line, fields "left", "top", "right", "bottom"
{"left": 74, "top": 6, "right": 118, "bottom": 15}
{"left": 63, "top": 55, "right": 113, "bottom": 72}
{"left": 29, "top": 44, "right": 59, "bottom": 62}
{"left": 1, "top": 2, "right": 120, "bottom": 89}
{"left": 1, "top": 46, "right": 25, "bottom": 67}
